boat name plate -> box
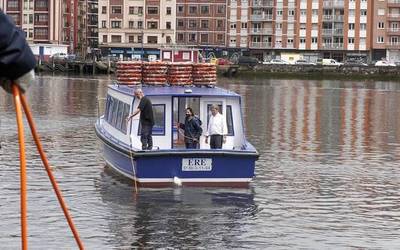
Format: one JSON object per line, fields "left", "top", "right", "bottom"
{"left": 182, "top": 158, "right": 212, "bottom": 171}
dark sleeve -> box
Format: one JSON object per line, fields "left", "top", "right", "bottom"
{"left": 179, "top": 123, "right": 185, "bottom": 130}
{"left": 193, "top": 118, "right": 202, "bottom": 133}
{"left": 0, "top": 11, "right": 36, "bottom": 80}
{"left": 137, "top": 98, "right": 145, "bottom": 111}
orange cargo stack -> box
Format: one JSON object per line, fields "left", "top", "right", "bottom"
{"left": 168, "top": 62, "right": 193, "bottom": 86}
{"left": 116, "top": 61, "right": 142, "bottom": 85}
{"left": 192, "top": 63, "right": 217, "bottom": 86}
{"left": 142, "top": 62, "right": 168, "bottom": 85}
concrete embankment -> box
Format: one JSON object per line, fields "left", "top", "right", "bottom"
{"left": 235, "top": 64, "right": 400, "bottom": 80}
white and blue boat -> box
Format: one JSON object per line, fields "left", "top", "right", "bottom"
{"left": 95, "top": 84, "right": 259, "bottom": 187}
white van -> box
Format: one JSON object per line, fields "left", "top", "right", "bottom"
{"left": 320, "top": 58, "right": 343, "bottom": 66}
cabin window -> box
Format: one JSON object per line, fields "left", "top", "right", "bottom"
{"left": 206, "top": 104, "right": 234, "bottom": 136}
{"left": 104, "top": 95, "right": 130, "bottom": 134}
{"left": 138, "top": 104, "right": 165, "bottom": 135}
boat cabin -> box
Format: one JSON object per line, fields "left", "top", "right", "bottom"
{"left": 102, "top": 85, "right": 246, "bottom": 151}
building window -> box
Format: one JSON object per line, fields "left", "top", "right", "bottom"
{"left": 177, "top": 5, "right": 184, "bottom": 14}
{"left": 189, "top": 20, "right": 197, "bottom": 28}
{"left": 177, "top": 20, "right": 184, "bottom": 28}
{"left": 360, "top": 10, "right": 367, "bottom": 16}
{"left": 378, "top": 8, "right": 385, "bottom": 16}
{"left": 138, "top": 7, "right": 143, "bottom": 14}
{"left": 102, "top": 20, "right": 106, "bottom": 28}
{"left": 360, "top": 23, "right": 366, "bottom": 30}
{"left": 111, "top": 21, "right": 121, "bottom": 28}
{"left": 147, "top": 36, "right": 158, "bottom": 44}
{"left": 189, "top": 6, "right": 197, "bottom": 14}
{"left": 378, "top": 22, "right": 385, "bottom": 29}
{"left": 111, "top": 35, "right": 121, "bottom": 43}
{"left": 138, "top": 21, "right": 143, "bottom": 29}
{"left": 277, "top": 10, "right": 283, "bottom": 16}
{"left": 311, "top": 37, "right": 317, "bottom": 43}
{"left": 217, "top": 20, "right": 224, "bottom": 29}
{"left": 287, "top": 39, "right": 294, "bottom": 44}
{"left": 129, "top": 35, "right": 134, "bottom": 43}
{"left": 276, "top": 23, "right": 282, "bottom": 29}
{"left": 349, "top": 10, "right": 355, "bottom": 16}
{"left": 111, "top": 6, "right": 122, "bottom": 14}
{"left": 217, "top": 34, "right": 223, "bottom": 42}
{"left": 147, "top": 21, "right": 158, "bottom": 29}
{"left": 166, "top": 7, "right": 171, "bottom": 15}
{"left": 103, "top": 35, "right": 107, "bottom": 43}
{"left": 129, "top": 21, "right": 134, "bottom": 29}
{"left": 288, "top": 10, "right": 295, "bottom": 16}
{"left": 189, "top": 33, "right": 196, "bottom": 42}
{"left": 138, "top": 35, "right": 142, "bottom": 43}
{"left": 102, "top": 6, "right": 106, "bottom": 14}
{"left": 177, "top": 33, "right": 184, "bottom": 42}
{"left": 201, "top": 20, "right": 209, "bottom": 29}
{"left": 348, "top": 38, "right": 354, "bottom": 44}
{"left": 166, "top": 22, "right": 171, "bottom": 29}
{"left": 216, "top": 5, "right": 225, "bottom": 14}
{"left": 230, "top": 23, "right": 236, "bottom": 29}
{"left": 147, "top": 7, "right": 158, "bottom": 15}
{"left": 201, "top": 34, "right": 208, "bottom": 43}
{"left": 300, "top": 38, "right": 306, "bottom": 44}
{"left": 241, "top": 22, "right": 247, "bottom": 29}
{"left": 377, "top": 36, "right": 384, "bottom": 43}
{"left": 200, "top": 5, "right": 209, "bottom": 14}
{"left": 349, "top": 23, "right": 355, "bottom": 30}
{"left": 129, "top": 7, "right": 134, "bottom": 14}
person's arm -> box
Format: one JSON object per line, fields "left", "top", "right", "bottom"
{"left": 222, "top": 115, "right": 228, "bottom": 143}
{"left": 0, "top": 11, "right": 36, "bottom": 93}
{"left": 205, "top": 116, "right": 211, "bottom": 144}
{"left": 126, "top": 108, "right": 140, "bottom": 121}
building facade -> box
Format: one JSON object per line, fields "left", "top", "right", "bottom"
{"left": 98, "top": 0, "right": 176, "bottom": 59}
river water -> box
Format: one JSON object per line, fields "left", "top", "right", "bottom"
{"left": 1, "top": 75, "right": 400, "bottom": 249}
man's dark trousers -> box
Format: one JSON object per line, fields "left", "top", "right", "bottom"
{"left": 141, "top": 124, "right": 153, "bottom": 150}
{"left": 210, "top": 135, "right": 223, "bottom": 149}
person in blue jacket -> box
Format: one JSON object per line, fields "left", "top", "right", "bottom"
{"left": 177, "top": 107, "right": 203, "bottom": 149}
{"left": 0, "top": 10, "right": 36, "bottom": 93}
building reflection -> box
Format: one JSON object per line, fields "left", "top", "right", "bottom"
{"left": 227, "top": 80, "right": 400, "bottom": 161}
{"left": 97, "top": 167, "right": 258, "bottom": 248}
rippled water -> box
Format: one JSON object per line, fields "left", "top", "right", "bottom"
{"left": 1, "top": 75, "right": 400, "bottom": 249}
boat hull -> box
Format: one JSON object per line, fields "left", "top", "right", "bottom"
{"left": 99, "top": 133, "right": 257, "bottom": 187}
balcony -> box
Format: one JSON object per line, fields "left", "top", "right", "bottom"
{"left": 322, "top": 29, "right": 343, "bottom": 36}
{"left": 323, "top": 0, "right": 344, "bottom": 8}
{"left": 387, "top": 28, "right": 400, "bottom": 34}
{"left": 387, "top": 42, "right": 400, "bottom": 48}
{"left": 250, "top": 41, "right": 272, "bottom": 48}
{"left": 249, "top": 28, "right": 273, "bottom": 35}
{"left": 250, "top": 14, "right": 273, "bottom": 21}
{"left": 388, "top": 0, "right": 400, "bottom": 6}
{"left": 322, "top": 43, "right": 344, "bottom": 49}
{"left": 388, "top": 14, "right": 400, "bottom": 20}
{"left": 252, "top": 0, "right": 274, "bottom": 7}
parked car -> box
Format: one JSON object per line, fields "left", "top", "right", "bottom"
{"left": 238, "top": 56, "right": 259, "bottom": 67}
{"left": 264, "top": 59, "right": 290, "bottom": 65}
{"left": 294, "top": 59, "right": 316, "bottom": 65}
{"left": 51, "top": 53, "right": 67, "bottom": 60}
{"left": 344, "top": 59, "right": 368, "bottom": 66}
{"left": 319, "top": 58, "right": 343, "bottom": 66}
{"left": 375, "top": 60, "right": 396, "bottom": 67}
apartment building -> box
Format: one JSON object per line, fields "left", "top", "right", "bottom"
{"left": 226, "top": 0, "right": 374, "bottom": 62}
{"left": 98, "top": 0, "right": 176, "bottom": 59}
{"left": 175, "top": 0, "right": 227, "bottom": 49}
{"left": 384, "top": 0, "right": 400, "bottom": 61}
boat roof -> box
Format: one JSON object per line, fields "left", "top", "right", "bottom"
{"left": 110, "top": 84, "right": 241, "bottom": 98}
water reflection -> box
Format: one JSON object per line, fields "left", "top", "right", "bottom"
{"left": 98, "top": 167, "right": 258, "bottom": 249}
{"left": 1, "top": 76, "right": 400, "bottom": 248}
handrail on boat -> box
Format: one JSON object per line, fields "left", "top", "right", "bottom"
{"left": 12, "top": 84, "right": 84, "bottom": 250}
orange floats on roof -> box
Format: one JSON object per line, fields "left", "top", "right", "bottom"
{"left": 142, "top": 62, "right": 168, "bottom": 85}
{"left": 168, "top": 62, "right": 193, "bottom": 86}
{"left": 192, "top": 63, "right": 217, "bottom": 85}
{"left": 116, "top": 61, "right": 142, "bottom": 85}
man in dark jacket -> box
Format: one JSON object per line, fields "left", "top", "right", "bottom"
{"left": 177, "top": 107, "right": 202, "bottom": 149}
{"left": 0, "top": 10, "right": 36, "bottom": 93}
{"left": 127, "top": 88, "right": 154, "bottom": 150}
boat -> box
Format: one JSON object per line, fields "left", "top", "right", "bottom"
{"left": 95, "top": 63, "right": 258, "bottom": 187}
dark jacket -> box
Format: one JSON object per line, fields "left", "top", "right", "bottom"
{"left": 0, "top": 11, "right": 36, "bottom": 80}
{"left": 179, "top": 116, "right": 202, "bottom": 143}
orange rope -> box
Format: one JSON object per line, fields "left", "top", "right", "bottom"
{"left": 16, "top": 85, "right": 84, "bottom": 249}
{"left": 12, "top": 85, "right": 28, "bottom": 250}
